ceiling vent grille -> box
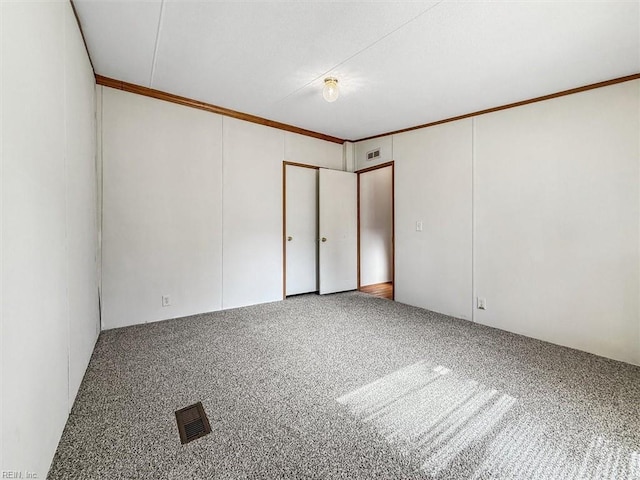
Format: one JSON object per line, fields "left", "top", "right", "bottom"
{"left": 366, "top": 149, "right": 381, "bottom": 161}
{"left": 175, "top": 402, "right": 212, "bottom": 444}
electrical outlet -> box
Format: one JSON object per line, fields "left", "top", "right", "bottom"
{"left": 416, "top": 221, "right": 423, "bottom": 232}
{"left": 477, "top": 297, "right": 486, "bottom": 310}
{"left": 162, "top": 295, "right": 171, "bottom": 307}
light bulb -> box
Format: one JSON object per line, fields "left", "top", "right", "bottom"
{"left": 323, "top": 77, "right": 339, "bottom": 102}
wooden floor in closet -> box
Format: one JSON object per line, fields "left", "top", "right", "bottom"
{"left": 359, "top": 282, "right": 393, "bottom": 300}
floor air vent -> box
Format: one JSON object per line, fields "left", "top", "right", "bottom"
{"left": 175, "top": 402, "right": 211, "bottom": 444}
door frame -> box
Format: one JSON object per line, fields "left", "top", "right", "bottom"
{"left": 282, "top": 161, "right": 320, "bottom": 300}
{"left": 355, "top": 161, "right": 395, "bottom": 300}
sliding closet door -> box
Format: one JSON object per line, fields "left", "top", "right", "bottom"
{"left": 285, "top": 165, "right": 319, "bottom": 295}
{"left": 319, "top": 168, "right": 357, "bottom": 294}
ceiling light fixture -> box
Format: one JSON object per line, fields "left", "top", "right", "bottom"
{"left": 322, "top": 77, "right": 339, "bottom": 103}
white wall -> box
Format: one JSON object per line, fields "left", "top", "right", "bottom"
{"left": 285, "top": 131, "right": 343, "bottom": 170}
{"left": 66, "top": 5, "right": 100, "bottom": 402}
{"left": 358, "top": 80, "right": 640, "bottom": 365}
{"left": 394, "top": 120, "right": 473, "bottom": 320}
{"left": 100, "top": 91, "right": 344, "bottom": 323}
{"left": 474, "top": 81, "right": 639, "bottom": 365}
{"left": 101, "top": 88, "right": 223, "bottom": 329}
{"left": 222, "top": 118, "right": 283, "bottom": 309}
{"left": 1, "top": 1, "right": 99, "bottom": 477}
{"left": 359, "top": 166, "right": 393, "bottom": 286}
{"left": 344, "top": 141, "right": 356, "bottom": 172}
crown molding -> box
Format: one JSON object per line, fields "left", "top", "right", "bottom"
{"left": 95, "top": 75, "right": 346, "bottom": 145}
{"left": 353, "top": 73, "right": 640, "bottom": 142}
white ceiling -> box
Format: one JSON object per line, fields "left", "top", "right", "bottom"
{"left": 74, "top": 0, "right": 640, "bottom": 141}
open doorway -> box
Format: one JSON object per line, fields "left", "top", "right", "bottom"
{"left": 357, "top": 162, "right": 394, "bottom": 300}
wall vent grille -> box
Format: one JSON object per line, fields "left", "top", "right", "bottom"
{"left": 366, "top": 149, "right": 381, "bottom": 161}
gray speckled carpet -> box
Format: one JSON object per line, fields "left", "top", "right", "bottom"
{"left": 49, "top": 292, "right": 640, "bottom": 479}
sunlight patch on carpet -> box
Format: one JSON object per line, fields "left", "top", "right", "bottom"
{"left": 337, "top": 361, "right": 640, "bottom": 479}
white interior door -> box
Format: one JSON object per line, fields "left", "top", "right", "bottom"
{"left": 319, "top": 168, "right": 357, "bottom": 294}
{"left": 285, "top": 165, "right": 318, "bottom": 295}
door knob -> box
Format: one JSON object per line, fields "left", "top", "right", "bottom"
{"left": 321, "top": 237, "right": 327, "bottom": 242}
{"left": 287, "top": 236, "right": 293, "bottom": 241}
